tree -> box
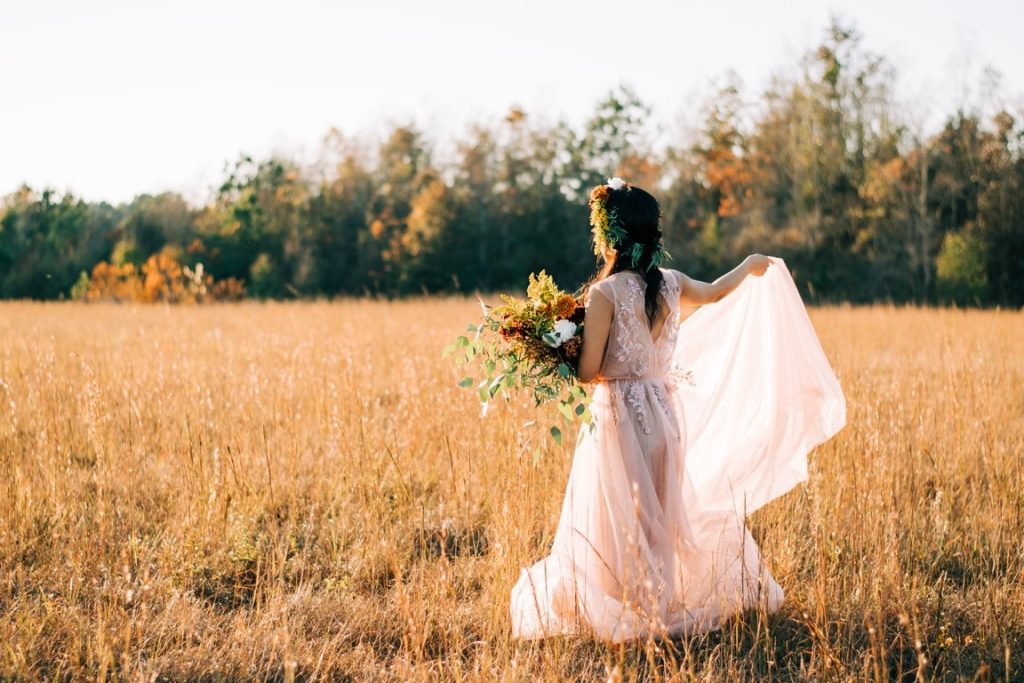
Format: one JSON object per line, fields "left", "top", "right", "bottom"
{"left": 195, "top": 155, "right": 308, "bottom": 297}
{"left": 306, "top": 134, "right": 375, "bottom": 295}
{"left": 0, "top": 186, "right": 116, "bottom": 299}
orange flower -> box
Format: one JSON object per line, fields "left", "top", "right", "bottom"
{"left": 554, "top": 294, "right": 578, "bottom": 319}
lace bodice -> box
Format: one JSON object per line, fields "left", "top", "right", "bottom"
{"left": 586, "top": 268, "right": 681, "bottom": 381}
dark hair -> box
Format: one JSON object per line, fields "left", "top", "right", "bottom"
{"left": 583, "top": 183, "right": 665, "bottom": 325}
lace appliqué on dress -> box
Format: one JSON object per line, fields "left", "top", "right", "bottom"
{"left": 614, "top": 277, "right": 648, "bottom": 378}
{"left": 669, "top": 367, "right": 696, "bottom": 388}
{"left": 649, "top": 271, "right": 681, "bottom": 381}
{"left": 652, "top": 383, "right": 671, "bottom": 416}
{"left": 625, "top": 381, "right": 651, "bottom": 435}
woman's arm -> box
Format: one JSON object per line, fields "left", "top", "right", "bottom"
{"left": 576, "top": 288, "right": 613, "bottom": 384}
{"left": 678, "top": 254, "right": 771, "bottom": 306}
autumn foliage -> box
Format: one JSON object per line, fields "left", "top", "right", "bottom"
{"left": 80, "top": 249, "right": 245, "bottom": 303}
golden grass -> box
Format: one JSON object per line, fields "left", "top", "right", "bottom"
{"left": 1, "top": 300, "right": 1022, "bottom": 682}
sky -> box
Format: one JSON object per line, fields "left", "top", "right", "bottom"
{"left": 1, "top": 0, "right": 1022, "bottom": 205}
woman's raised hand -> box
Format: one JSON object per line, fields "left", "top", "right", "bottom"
{"left": 746, "top": 254, "right": 772, "bottom": 277}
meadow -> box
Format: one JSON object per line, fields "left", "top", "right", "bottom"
{"left": 1, "top": 300, "right": 1022, "bottom": 682}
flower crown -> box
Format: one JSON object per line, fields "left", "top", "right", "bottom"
{"left": 589, "top": 177, "right": 669, "bottom": 271}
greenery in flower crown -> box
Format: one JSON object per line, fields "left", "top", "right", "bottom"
{"left": 589, "top": 185, "right": 628, "bottom": 256}
{"left": 589, "top": 182, "right": 671, "bottom": 272}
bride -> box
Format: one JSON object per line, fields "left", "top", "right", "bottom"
{"left": 510, "top": 178, "right": 846, "bottom": 642}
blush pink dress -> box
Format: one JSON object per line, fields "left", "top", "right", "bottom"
{"left": 510, "top": 259, "right": 846, "bottom": 642}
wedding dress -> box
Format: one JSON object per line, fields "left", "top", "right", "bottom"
{"left": 510, "top": 259, "right": 846, "bottom": 642}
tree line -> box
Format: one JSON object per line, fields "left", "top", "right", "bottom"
{"left": 2, "top": 21, "right": 1022, "bottom": 306}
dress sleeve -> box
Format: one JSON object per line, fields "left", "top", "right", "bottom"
{"left": 662, "top": 268, "right": 682, "bottom": 302}
{"left": 585, "top": 279, "right": 614, "bottom": 308}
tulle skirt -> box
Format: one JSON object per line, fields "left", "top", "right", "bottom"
{"left": 509, "top": 259, "right": 845, "bottom": 642}
{"left": 510, "top": 378, "right": 783, "bottom": 642}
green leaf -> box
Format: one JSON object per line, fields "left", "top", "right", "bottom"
{"left": 485, "top": 360, "right": 496, "bottom": 375}
{"left": 456, "top": 336, "right": 469, "bottom": 348}
{"left": 457, "top": 377, "right": 473, "bottom": 388}
{"left": 478, "top": 386, "right": 489, "bottom": 403}
{"left": 442, "top": 343, "right": 456, "bottom": 357}
{"left": 504, "top": 373, "right": 517, "bottom": 389}
{"left": 557, "top": 363, "right": 571, "bottom": 378}
{"left": 550, "top": 426, "right": 562, "bottom": 446}
{"left": 557, "top": 401, "right": 574, "bottom": 421}
{"left": 575, "top": 402, "right": 586, "bottom": 416}
{"left": 467, "top": 324, "right": 479, "bottom": 333}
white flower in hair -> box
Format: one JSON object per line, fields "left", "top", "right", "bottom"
{"left": 607, "top": 177, "right": 626, "bottom": 190}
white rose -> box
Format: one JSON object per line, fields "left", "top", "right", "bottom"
{"left": 544, "top": 318, "right": 578, "bottom": 348}
{"left": 553, "top": 318, "right": 577, "bottom": 341}
{"left": 607, "top": 177, "right": 626, "bottom": 190}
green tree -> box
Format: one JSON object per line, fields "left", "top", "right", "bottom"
{"left": 196, "top": 155, "right": 307, "bottom": 297}
{"left": 0, "top": 186, "right": 117, "bottom": 299}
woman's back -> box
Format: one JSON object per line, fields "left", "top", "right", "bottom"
{"left": 587, "top": 268, "right": 682, "bottom": 381}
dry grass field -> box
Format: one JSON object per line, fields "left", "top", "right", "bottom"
{"left": 1, "top": 300, "right": 1022, "bottom": 682}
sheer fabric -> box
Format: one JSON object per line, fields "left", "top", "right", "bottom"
{"left": 510, "top": 259, "right": 845, "bottom": 642}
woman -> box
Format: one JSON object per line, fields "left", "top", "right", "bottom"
{"left": 510, "top": 178, "right": 845, "bottom": 642}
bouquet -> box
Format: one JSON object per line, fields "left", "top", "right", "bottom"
{"left": 444, "top": 271, "right": 591, "bottom": 445}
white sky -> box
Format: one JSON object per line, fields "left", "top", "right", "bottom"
{"left": 1, "top": 0, "right": 1021, "bottom": 205}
